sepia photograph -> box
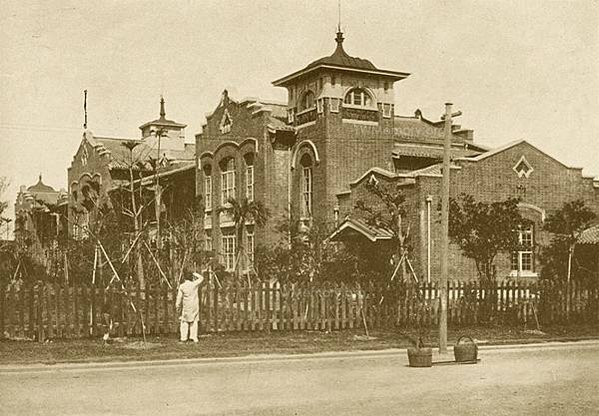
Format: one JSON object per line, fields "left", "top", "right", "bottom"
{"left": 0, "top": 1, "right": 598, "bottom": 415}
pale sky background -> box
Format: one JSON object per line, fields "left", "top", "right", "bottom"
{"left": 1, "top": 0, "right": 598, "bottom": 234}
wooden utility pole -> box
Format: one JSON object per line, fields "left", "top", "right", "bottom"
{"left": 439, "top": 102, "right": 461, "bottom": 354}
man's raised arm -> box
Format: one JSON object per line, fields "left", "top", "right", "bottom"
{"left": 192, "top": 272, "right": 205, "bottom": 287}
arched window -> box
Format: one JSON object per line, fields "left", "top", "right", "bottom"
{"left": 300, "top": 154, "right": 313, "bottom": 218}
{"left": 299, "top": 90, "right": 315, "bottom": 111}
{"left": 203, "top": 164, "right": 212, "bottom": 211}
{"left": 344, "top": 88, "right": 373, "bottom": 108}
{"left": 244, "top": 153, "right": 255, "bottom": 202}
{"left": 220, "top": 157, "right": 236, "bottom": 205}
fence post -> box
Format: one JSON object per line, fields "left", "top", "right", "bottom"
{"left": 144, "top": 284, "right": 150, "bottom": 336}
{"left": 0, "top": 283, "right": 4, "bottom": 339}
{"left": 36, "top": 284, "right": 43, "bottom": 342}
{"left": 27, "top": 285, "right": 35, "bottom": 339}
{"left": 213, "top": 283, "right": 219, "bottom": 333}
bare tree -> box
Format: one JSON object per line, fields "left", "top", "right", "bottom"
{"left": 0, "top": 177, "right": 10, "bottom": 241}
{"left": 119, "top": 141, "right": 155, "bottom": 288}
{"left": 355, "top": 177, "right": 411, "bottom": 281}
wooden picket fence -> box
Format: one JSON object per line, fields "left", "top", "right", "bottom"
{"left": 1, "top": 279, "right": 598, "bottom": 340}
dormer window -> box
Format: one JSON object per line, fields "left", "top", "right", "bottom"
{"left": 344, "top": 88, "right": 373, "bottom": 108}
{"left": 220, "top": 109, "right": 232, "bottom": 134}
{"left": 383, "top": 104, "right": 392, "bottom": 118}
{"left": 299, "top": 91, "right": 315, "bottom": 112}
{"left": 81, "top": 146, "right": 89, "bottom": 166}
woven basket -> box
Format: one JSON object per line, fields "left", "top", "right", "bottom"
{"left": 407, "top": 347, "right": 433, "bottom": 367}
{"left": 454, "top": 336, "right": 478, "bottom": 362}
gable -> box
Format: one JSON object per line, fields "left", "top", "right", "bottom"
{"left": 202, "top": 94, "right": 278, "bottom": 140}
{"left": 448, "top": 140, "right": 592, "bottom": 213}
{"left": 460, "top": 140, "right": 575, "bottom": 177}
{"left": 349, "top": 166, "right": 422, "bottom": 190}
{"left": 69, "top": 135, "right": 110, "bottom": 182}
{"left": 329, "top": 217, "right": 394, "bottom": 242}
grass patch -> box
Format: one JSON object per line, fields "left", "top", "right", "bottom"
{"left": 1, "top": 323, "right": 597, "bottom": 366}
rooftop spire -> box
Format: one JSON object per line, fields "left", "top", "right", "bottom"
{"left": 159, "top": 95, "right": 166, "bottom": 120}
{"left": 83, "top": 89, "right": 88, "bottom": 129}
{"left": 336, "top": 0, "right": 344, "bottom": 46}
{"left": 333, "top": 27, "right": 347, "bottom": 58}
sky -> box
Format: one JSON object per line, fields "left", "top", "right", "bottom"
{"left": 1, "top": 0, "right": 598, "bottom": 233}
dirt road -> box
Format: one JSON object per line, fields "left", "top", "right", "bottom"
{"left": 1, "top": 342, "right": 597, "bottom": 415}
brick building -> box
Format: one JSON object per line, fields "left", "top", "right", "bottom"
{"left": 197, "top": 29, "right": 599, "bottom": 279}
{"left": 196, "top": 90, "right": 294, "bottom": 270}
{"left": 14, "top": 175, "right": 68, "bottom": 258}
{"left": 67, "top": 98, "right": 195, "bottom": 238}
{"left": 332, "top": 140, "right": 599, "bottom": 281}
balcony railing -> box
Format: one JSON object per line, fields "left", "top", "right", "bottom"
{"left": 296, "top": 108, "right": 317, "bottom": 126}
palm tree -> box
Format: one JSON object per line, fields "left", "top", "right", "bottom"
{"left": 217, "top": 197, "right": 268, "bottom": 282}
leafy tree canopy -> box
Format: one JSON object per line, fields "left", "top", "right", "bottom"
{"left": 543, "top": 199, "right": 596, "bottom": 241}
{"left": 449, "top": 194, "right": 523, "bottom": 281}
{"left": 541, "top": 199, "right": 597, "bottom": 282}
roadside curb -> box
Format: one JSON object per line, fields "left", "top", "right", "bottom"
{"left": 1, "top": 339, "right": 598, "bottom": 373}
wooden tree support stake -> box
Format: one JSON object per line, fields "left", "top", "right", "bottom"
{"left": 143, "top": 241, "right": 172, "bottom": 289}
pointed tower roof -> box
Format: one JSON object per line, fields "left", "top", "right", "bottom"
{"left": 273, "top": 30, "right": 409, "bottom": 87}
{"left": 27, "top": 174, "right": 57, "bottom": 193}
{"left": 139, "top": 96, "right": 187, "bottom": 130}
{"left": 305, "top": 29, "right": 377, "bottom": 71}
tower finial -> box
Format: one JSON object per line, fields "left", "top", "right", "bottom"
{"left": 335, "top": 28, "right": 344, "bottom": 47}
{"left": 336, "top": 0, "right": 344, "bottom": 47}
{"left": 160, "top": 95, "right": 166, "bottom": 119}
{"left": 83, "top": 89, "right": 88, "bottom": 129}
{"left": 337, "top": 0, "right": 342, "bottom": 32}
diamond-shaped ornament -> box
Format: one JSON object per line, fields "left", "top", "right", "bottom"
{"left": 513, "top": 156, "right": 534, "bottom": 178}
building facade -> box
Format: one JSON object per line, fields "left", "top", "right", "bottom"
{"left": 14, "top": 175, "right": 68, "bottom": 260}
{"left": 67, "top": 98, "right": 195, "bottom": 239}
{"left": 196, "top": 29, "right": 485, "bottom": 272}
{"left": 333, "top": 140, "right": 599, "bottom": 281}
{"left": 196, "top": 29, "right": 599, "bottom": 279}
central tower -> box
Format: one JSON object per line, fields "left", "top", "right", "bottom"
{"left": 272, "top": 29, "right": 409, "bottom": 128}
{"left": 272, "top": 30, "right": 411, "bottom": 228}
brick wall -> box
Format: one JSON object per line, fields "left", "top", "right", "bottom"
{"left": 67, "top": 136, "right": 115, "bottom": 236}
{"left": 419, "top": 141, "right": 599, "bottom": 281}
{"left": 196, "top": 97, "right": 290, "bottom": 258}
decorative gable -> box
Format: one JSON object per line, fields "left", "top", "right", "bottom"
{"left": 513, "top": 156, "right": 534, "bottom": 178}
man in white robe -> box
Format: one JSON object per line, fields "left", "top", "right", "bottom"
{"left": 176, "top": 270, "right": 205, "bottom": 342}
